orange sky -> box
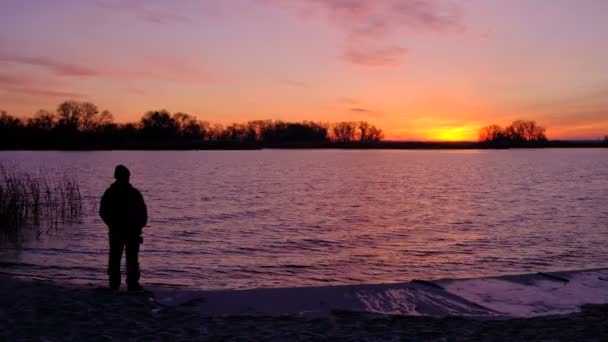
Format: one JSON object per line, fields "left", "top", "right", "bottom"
{"left": 1, "top": 0, "right": 608, "bottom": 141}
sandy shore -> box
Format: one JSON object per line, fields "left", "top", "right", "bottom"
{"left": 2, "top": 274, "right": 608, "bottom": 341}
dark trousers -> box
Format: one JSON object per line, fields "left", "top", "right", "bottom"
{"left": 108, "top": 231, "right": 140, "bottom": 290}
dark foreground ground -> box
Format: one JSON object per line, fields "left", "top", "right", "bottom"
{"left": 2, "top": 276, "right": 608, "bottom": 341}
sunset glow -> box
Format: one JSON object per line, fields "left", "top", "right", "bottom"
{"left": 427, "top": 126, "right": 480, "bottom": 142}
{"left": 1, "top": 0, "right": 608, "bottom": 140}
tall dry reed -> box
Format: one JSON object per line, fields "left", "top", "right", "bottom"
{"left": 0, "top": 165, "right": 82, "bottom": 237}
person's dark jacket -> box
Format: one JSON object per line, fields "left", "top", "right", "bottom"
{"left": 99, "top": 181, "right": 147, "bottom": 237}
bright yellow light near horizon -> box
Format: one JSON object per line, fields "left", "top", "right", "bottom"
{"left": 427, "top": 126, "right": 479, "bottom": 142}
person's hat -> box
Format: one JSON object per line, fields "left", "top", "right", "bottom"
{"left": 114, "top": 165, "right": 130, "bottom": 180}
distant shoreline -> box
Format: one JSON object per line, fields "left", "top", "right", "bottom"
{"left": 0, "top": 140, "right": 605, "bottom": 151}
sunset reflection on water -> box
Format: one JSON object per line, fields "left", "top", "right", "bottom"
{"left": 0, "top": 149, "right": 607, "bottom": 290}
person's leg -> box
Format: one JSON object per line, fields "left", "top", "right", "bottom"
{"left": 125, "top": 237, "right": 141, "bottom": 291}
{"left": 108, "top": 233, "right": 124, "bottom": 290}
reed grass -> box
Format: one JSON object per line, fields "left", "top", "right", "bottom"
{"left": 0, "top": 165, "right": 82, "bottom": 237}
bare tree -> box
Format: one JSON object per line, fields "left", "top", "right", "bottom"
{"left": 479, "top": 120, "right": 547, "bottom": 146}
{"left": 506, "top": 120, "right": 547, "bottom": 142}
{"left": 224, "top": 123, "right": 248, "bottom": 142}
{"left": 358, "top": 121, "right": 383, "bottom": 142}
{"left": 478, "top": 124, "right": 505, "bottom": 142}
{"left": 246, "top": 120, "right": 273, "bottom": 143}
{"left": 56, "top": 100, "right": 83, "bottom": 131}
{"left": 1, "top": 100, "right": 388, "bottom": 148}
{"left": 332, "top": 121, "right": 357, "bottom": 142}
{"left": 0, "top": 111, "right": 22, "bottom": 128}
{"left": 173, "top": 112, "right": 199, "bottom": 137}
{"left": 358, "top": 121, "right": 370, "bottom": 141}
{"left": 141, "top": 110, "right": 174, "bottom": 130}
{"left": 97, "top": 110, "right": 114, "bottom": 127}
{"left": 27, "top": 110, "right": 56, "bottom": 131}
{"left": 55, "top": 100, "right": 112, "bottom": 132}
{"left": 366, "top": 125, "right": 384, "bottom": 142}
{"left": 208, "top": 123, "right": 225, "bottom": 141}
{"left": 79, "top": 102, "right": 100, "bottom": 132}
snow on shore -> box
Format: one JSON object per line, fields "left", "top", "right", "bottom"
{"left": 154, "top": 268, "right": 608, "bottom": 318}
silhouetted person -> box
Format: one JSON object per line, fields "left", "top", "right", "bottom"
{"left": 100, "top": 165, "right": 147, "bottom": 291}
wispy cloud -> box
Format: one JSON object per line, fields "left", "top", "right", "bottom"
{"left": 350, "top": 107, "right": 382, "bottom": 117}
{"left": 343, "top": 46, "right": 407, "bottom": 67}
{"left": 350, "top": 107, "right": 372, "bottom": 113}
{"left": 0, "top": 74, "right": 83, "bottom": 98}
{"left": 263, "top": 0, "right": 464, "bottom": 67}
{"left": 96, "top": 0, "right": 192, "bottom": 25}
{"left": 0, "top": 53, "right": 217, "bottom": 85}
{"left": 0, "top": 55, "right": 100, "bottom": 77}
{"left": 9, "top": 88, "right": 84, "bottom": 98}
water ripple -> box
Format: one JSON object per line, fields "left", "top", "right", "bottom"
{"left": 0, "top": 149, "right": 607, "bottom": 290}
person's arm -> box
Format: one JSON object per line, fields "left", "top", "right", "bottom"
{"left": 135, "top": 190, "right": 148, "bottom": 234}
{"left": 99, "top": 190, "right": 111, "bottom": 226}
{"left": 141, "top": 194, "right": 148, "bottom": 229}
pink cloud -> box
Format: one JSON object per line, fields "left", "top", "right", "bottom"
{"left": 96, "top": 0, "right": 192, "bottom": 25}
{"left": 350, "top": 107, "right": 383, "bottom": 117}
{"left": 8, "top": 88, "right": 84, "bottom": 98}
{"left": 263, "top": 0, "right": 464, "bottom": 67}
{"left": 0, "top": 55, "right": 100, "bottom": 77}
{"left": 0, "top": 53, "right": 217, "bottom": 85}
{"left": 343, "top": 46, "right": 407, "bottom": 67}
{"left": 0, "top": 74, "right": 83, "bottom": 98}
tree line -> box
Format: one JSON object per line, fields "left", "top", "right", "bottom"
{"left": 0, "top": 100, "right": 384, "bottom": 149}
{"left": 1, "top": 100, "right": 605, "bottom": 150}
{"left": 478, "top": 120, "right": 548, "bottom": 147}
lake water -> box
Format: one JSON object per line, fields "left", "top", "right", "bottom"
{"left": 0, "top": 149, "right": 607, "bottom": 290}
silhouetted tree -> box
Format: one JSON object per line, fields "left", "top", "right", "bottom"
{"left": 116, "top": 123, "right": 138, "bottom": 142}
{"left": 96, "top": 110, "right": 115, "bottom": 129}
{"left": 173, "top": 112, "right": 207, "bottom": 139}
{"left": 223, "top": 123, "right": 248, "bottom": 142}
{"left": 261, "top": 121, "right": 328, "bottom": 146}
{"left": 332, "top": 122, "right": 357, "bottom": 142}
{"left": 208, "top": 123, "right": 225, "bottom": 142}
{"left": 27, "top": 110, "right": 56, "bottom": 131}
{"left": 357, "top": 121, "right": 383, "bottom": 142}
{"left": 245, "top": 120, "right": 273, "bottom": 143}
{"left": 0, "top": 111, "right": 25, "bottom": 148}
{"left": 198, "top": 121, "right": 211, "bottom": 141}
{"left": 0, "top": 100, "right": 386, "bottom": 149}
{"left": 479, "top": 120, "right": 547, "bottom": 147}
{"left": 55, "top": 100, "right": 113, "bottom": 133}
{"left": 479, "top": 124, "right": 504, "bottom": 142}
{"left": 79, "top": 102, "right": 100, "bottom": 132}
{"left": 56, "top": 101, "right": 81, "bottom": 131}
{"left": 0, "top": 111, "right": 23, "bottom": 129}
{"left": 506, "top": 120, "right": 547, "bottom": 144}
{"left": 0, "top": 110, "right": 23, "bottom": 130}
{"left": 140, "top": 110, "right": 177, "bottom": 139}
